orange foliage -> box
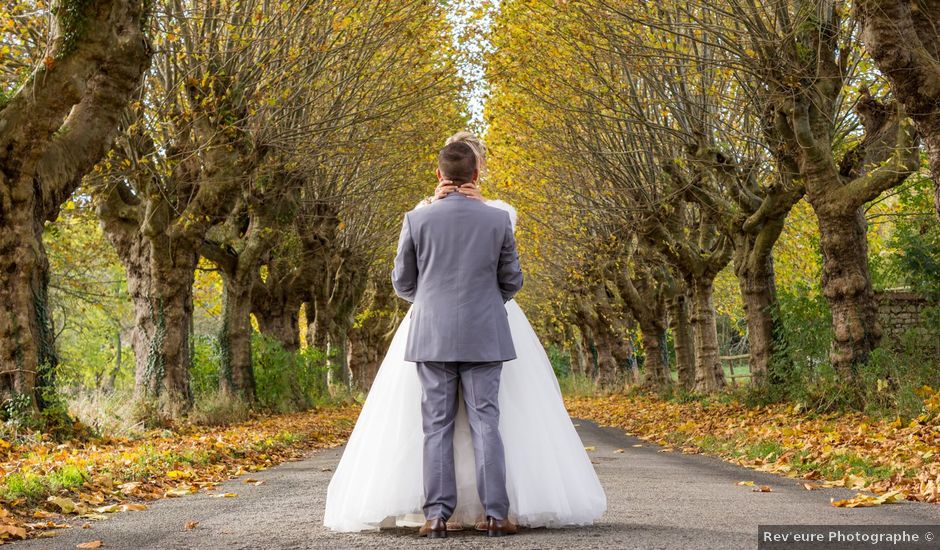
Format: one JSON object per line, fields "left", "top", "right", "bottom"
{"left": 566, "top": 392, "right": 940, "bottom": 506}
{"left": 0, "top": 405, "right": 360, "bottom": 542}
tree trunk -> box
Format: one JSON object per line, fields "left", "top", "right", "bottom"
{"left": 218, "top": 274, "right": 256, "bottom": 402}
{"left": 104, "top": 322, "right": 123, "bottom": 393}
{"left": 733, "top": 226, "right": 783, "bottom": 384}
{"left": 593, "top": 330, "right": 620, "bottom": 388}
{"left": 0, "top": 216, "right": 58, "bottom": 413}
{"left": 326, "top": 323, "right": 351, "bottom": 386}
{"left": 255, "top": 308, "right": 300, "bottom": 352}
{"left": 690, "top": 279, "right": 725, "bottom": 392}
{"left": 570, "top": 329, "right": 590, "bottom": 377}
{"left": 639, "top": 319, "right": 670, "bottom": 387}
{"left": 112, "top": 228, "right": 196, "bottom": 420}
{"left": 815, "top": 205, "right": 881, "bottom": 377}
{"left": 346, "top": 325, "right": 385, "bottom": 390}
{"left": 668, "top": 294, "right": 695, "bottom": 390}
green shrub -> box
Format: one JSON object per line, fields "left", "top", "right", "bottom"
{"left": 748, "top": 283, "right": 940, "bottom": 418}
{"left": 191, "top": 333, "right": 222, "bottom": 400}
{"left": 251, "top": 333, "right": 330, "bottom": 412}
{"left": 546, "top": 344, "right": 571, "bottom": 378}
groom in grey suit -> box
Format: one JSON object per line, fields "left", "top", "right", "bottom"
{"left": 392, "top": 141, "right": 523, "bottom": 539}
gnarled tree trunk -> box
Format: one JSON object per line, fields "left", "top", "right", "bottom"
{"left": 0, "top": 220, "right": 58, "bottom": 411}
{"left": 792, "top": 96, "right": 919, "bottom": 377}
{"left": 0, "top": 0, "right": 151, "bottom": 414}
{"left": 218, "top": 273, "right": 255, "bottom": 402}
{"left": 346, "top": 282, "right": 401, "bottom": 389}
{"left": 814, "top": 204, "right": 882, "bottom": 374}
{"left": 733, "top": 225, "right": 784, "bottom": 384}
{"left": 100, "top": 214, "right": 197, "bottom": 418}
{"left": 690, "top": 279, "right": 725, "bottom": 392}
{"left": 616, "top": 250, "right": 671, "bottom": 388}
{"left": 667, "top": 292, "right": 695, "bottom": 390}
{"left": 639, "top": 321, "right": 669, "bottom": 387}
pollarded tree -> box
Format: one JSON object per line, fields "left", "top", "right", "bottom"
{"left": 566, "top": 1, "right": 806, "bottom": 384}
{"left": 702, "top": 0, "right": 919, "bottom": 378}
{"left": 205, "top": 0, "right": 462, "bottom": 397}
{"left": 96, "top": 0, "right": 337, "bottom": 417}
{"left": 487, "top": 0, "right": 734, "bottom": 391}
{"left": 201, "top": 162, "right": 303, "bottom": 402}
{"left": 0, "top": 0, "right": 151, "bottom": 413}
{"left": 589, "top": 0, "right": 921, "bottom": 379}
{"left": 614, "top": 237, "right": 672, "bottom": 387}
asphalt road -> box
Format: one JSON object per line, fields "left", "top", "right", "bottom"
{"left": 14, "top": 420, "right": 940, "bottom": 550}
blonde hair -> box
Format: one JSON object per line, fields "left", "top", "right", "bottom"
{"left": 445, "top": 131, "right": 486, "bottom": 180}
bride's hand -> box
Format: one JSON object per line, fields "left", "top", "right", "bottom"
{"left": 457, "top": 182, "right": 484, "bottom": 201}
{"left": 433, "top": 181, "right": 458, "bottom": 201}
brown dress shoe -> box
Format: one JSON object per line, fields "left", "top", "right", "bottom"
{"left": 486, "top": 516, "right": 518, "bottom": 537}
{"left": 446, "top": 520, "right": 464, "bottom": 531}
{"left": 474, "top": 519, "right": 488, "bottom": 532}
{"left": 419, "top": 518, "right": 448, "bottom": 539}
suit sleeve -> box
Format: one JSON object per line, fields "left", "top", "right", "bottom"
{"left": 391, "top": 213, "right": 418, "bottom": 303}
{"left": 497, "top": 212, "right": 524, "bottom": 303}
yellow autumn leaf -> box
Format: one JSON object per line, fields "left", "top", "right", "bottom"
{"left": 165, "top": 485, "right": 197, "bottom": 497}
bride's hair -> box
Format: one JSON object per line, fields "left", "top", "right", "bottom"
{"left": 445, "top": 131, "right": 486, "bottom": 180}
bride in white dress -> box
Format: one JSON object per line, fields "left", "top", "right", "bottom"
{"left": 323, "top": 132, "right": 606, "bottom": 532}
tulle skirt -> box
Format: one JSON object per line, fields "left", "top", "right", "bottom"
{"left": 323, "top": 300, "right": 606, "bottom": 532}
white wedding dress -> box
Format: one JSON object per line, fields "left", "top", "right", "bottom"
{"left": 323, "top": 200, "right": 606, "bottom": 532}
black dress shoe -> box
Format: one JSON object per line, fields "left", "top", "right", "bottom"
{"left": 486, "top": 516, "right": 518, "bottom": 537}
{"left": 419, "top": 518, "right": 448, "bottom": 539}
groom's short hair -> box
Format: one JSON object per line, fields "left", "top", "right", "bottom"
{"left": 437, "top": 142, "right": 477, "bottom": 184}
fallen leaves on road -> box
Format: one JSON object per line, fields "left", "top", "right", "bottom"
{"left": 76, "top": 541, "right": 102, "bottom": 548}
{"left": 753, "top": 485, "right": 773, "bottom": 493}
{"left": 0, "top": 404, "right": 360, "bottom": 543}
{"left": 0, "top": 508, "right": 25, "bottom": 541}
{"left": 185, "top": 520, "right": 199, "bottom": 530}
{"left": 737, "top": 481, "right": 755, "bottom": 487}
{"left": 566, "top": 389, "right": 940, "bottom": 506}
{"left": 831, "top": 490, "right": 906, "bottom": 508}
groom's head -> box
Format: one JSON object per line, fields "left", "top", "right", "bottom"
{"left": 437, "top": 142, "right": 478, "bottom": 185}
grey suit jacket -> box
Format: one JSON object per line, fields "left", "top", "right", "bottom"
{"left": 391, "top": 193, "right": 524, "bottom": 363}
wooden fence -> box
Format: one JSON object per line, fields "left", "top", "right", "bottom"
{"left": 721, "top": 354, "right": 751, "bottom": 384}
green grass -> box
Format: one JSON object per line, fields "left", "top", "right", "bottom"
{"left": 1, "top": 464, "right": 88, "bottom": 502}
{"left": 744, "top": 440, "right": 785, "bottom": 462}
{"left": 818, "top": 452, "right": 894, "bottom": 481}
{"left": 558, "top": 373, "right": 597, "bottom": 397}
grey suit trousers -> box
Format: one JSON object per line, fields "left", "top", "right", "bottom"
{"left": 416, "top": 361, "right": 509, "bottom": 521}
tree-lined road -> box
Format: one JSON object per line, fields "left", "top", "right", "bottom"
{"left": 15, "top": 421, "right": 940, "bottom": 550}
